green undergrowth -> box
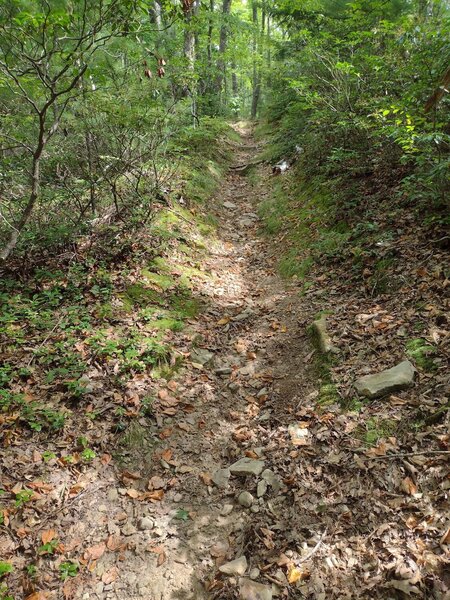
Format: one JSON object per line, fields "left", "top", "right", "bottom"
{"left": 259, "top": 174, "right": 352, "bottom": 284}
{"left": 0, "top": 118, "right": 234, "bottom": 440}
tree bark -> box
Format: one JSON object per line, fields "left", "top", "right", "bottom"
{"left": 216, "top": 0, "right": 232, "bottom": 94}
{"left": 251, "top": 0, "right": 261, "bottom": 119}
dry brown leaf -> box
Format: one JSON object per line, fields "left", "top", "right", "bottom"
{"left": 141, "top": 489, "right": 164, "bottom": 502}
{"left": 160, "top": 448, "right": 173, "bottom": 461}
{"left": 126, "top": 488, "right": 140, "bottom": 499}
{"left": 401, "top": 477, "right": 418, "bottom": 496}
{"left": 199, "top": 472, "right": 212, "bottom": 486}
{"left": 41, "top": 529, "right": 56, "bottom": 544}
{"left": 84, "top": 541, "right": 106, "bottom": 560}
{"left": 102, "top": 566, "right": 119, "bottom": 584}
{"left": 25, "top": 593, "right": 48, "bottom": 600}
{"left": 159, "top": 428, "right": 173, "bottom": 439}
{"left": 106, "top": 534, "right": 124, "bottom": 551}
{"left": 157, "top": 550, "right": 167, "bottom": 566}
{"left": 148, "top": 476, "right": 165, "bottom": 490}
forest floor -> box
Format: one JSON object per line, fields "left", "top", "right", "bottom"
{"left": 1, "top": 126, "right": 448, "bottom": 600}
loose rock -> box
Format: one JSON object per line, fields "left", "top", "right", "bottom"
{"left": 221, "top": 504, "right": 234, "bottom": 516}
{"left": 219, "top": 556, "right": 248, "bottom": 576}
{"left": 257, "top": 480, "right": 268, "bottom": 498}
{"left": 238, "top": 491, "right": 254, "bottom": 507}
{"left": 310, "top": 316, "right": 337, "bottom": 354}
{"left": 191, "top": 348, "right": 214, "bottom": 366}
{"left": 212, "top": 467, "right": 231, "bottom": 488}
{"left": 354, "top": 360, "right": 415, "bottom": 399}
{"left": 230, "top": 458, "right": 265, "bottom": 477}
{"left": 239, "top": 578, "right": 272, "bottom": 600}
{"left": 137, "top": 517, "right": 154, "bottom": 531}
{"left": 261, "top": 469, "right": 281, "bottom": 493}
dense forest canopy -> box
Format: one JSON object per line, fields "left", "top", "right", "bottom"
{"left": 0, "top": 0, "right": 448, "bottom": 260}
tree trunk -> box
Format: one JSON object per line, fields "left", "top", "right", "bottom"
{"left": 251, "top": 0, "right": 260, "bottom": 119}
{"left": 207, "top": 0, "right": 214, "bottom": 69}
{"left": 216, "top": 0, "right": 232, "bottom": 94}
{"left": 1, "top": 118, "right": 46, "bottom": 260}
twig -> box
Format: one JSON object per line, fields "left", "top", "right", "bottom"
{"left": 27, "top": 313, "right": 66, "bottom": 366}
{"left": 363, "top": 450, "right": 450, "bottom": 460}
{"left": 344, "top": 448, "right": 450, "bottom": 459}
{"left": 297, "top": 528, "right": 327, "bottom": 564}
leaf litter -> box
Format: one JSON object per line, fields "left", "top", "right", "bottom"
{"left": 0, "top": 125, "right": 448, "bottom": 599}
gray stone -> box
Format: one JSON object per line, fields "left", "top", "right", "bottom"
{"left": 221, "top": 504, "right": 234, "bottom": 516}
{"left": 239, "top": 578, "right": 273, "bottom": 600}
{"left": 224, "top": 201, "right": 237, "bottom": 209}
{"left": 230, "top": 458, "right": 265, "bottom": 477}
{"left": 191, "top": 348, "right": 214, "bottom": 365}
{"left": 212, "top": 468, "right": 231, "bottom": 488}
{"left": 261, "top": 469, "right": 281, "bottom": 493}
{"left": 354, "top": 360, "right": 415, "bottom": 399}
{"left": 219, "top": 556, "right": 248, "bottom": 576}
{"left": 121, "top": 522, "right": 137, "bottom": 536}
{"left": 137, "top": 517, "right": 154, "bottom": 531}
{"left": 249, "top": 568, "right": 260, "bottom": 580}
{"left": 257, "top": 480, "right": 268, "bottom": 498}
{"left": 215, "top": 367, "right": 232, "bottom": 376}
{"left": 238, "top": 491, "right": 254, "bottom": 508}
{"left": 310, "top": 316, "right": 338, "bottom": 354}
{"left": 107, "top": 488, "right": 119, "bottom": 502}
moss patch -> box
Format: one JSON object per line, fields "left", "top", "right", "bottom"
{"left": 406, "top": 338, "right": 437, "bottom": 371}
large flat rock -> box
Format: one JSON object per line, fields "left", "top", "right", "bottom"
{"left": 229, "top": 458, "right": 265, "bottom": 477}
{"left": 354, "top": 360, "right": 415, "bottom": 399}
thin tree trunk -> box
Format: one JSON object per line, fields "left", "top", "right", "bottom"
{"left": 207, "top": 0, "right": 214, "bottom": 69}
{"left": 216, "top": 0, "right": 232, "bottom": 94}
{"left": 251, "top": 0, "right": 260, "bottom": 119}
{"left": 1, "top": 117, "right": 46, "bottom": 260}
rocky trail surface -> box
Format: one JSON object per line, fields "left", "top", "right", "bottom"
{"left": 3, "top": 127, "right": 448, "bottom": 600}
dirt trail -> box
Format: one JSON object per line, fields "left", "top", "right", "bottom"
{"left": 62, "top": 127, "right": 448, "bottom": 600}
{"left": 65, "top": 126, "right": 314, "bottom": 600}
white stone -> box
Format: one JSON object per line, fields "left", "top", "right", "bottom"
{"left": 219, "top": 556, "right": 248, "bottom": 576}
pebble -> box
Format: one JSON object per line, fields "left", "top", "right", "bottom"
{"left": 257, "top": 480, "right": 268, "bottom": 498}
{"left": 121, "top": 522, "right": 137, "bottom": 536}
{"left": 107, "top": 488, "right": 119, "bottom": 502}
{"left": 249, "top": 568, "right": 260, "bottom": 580}
{"left": 219, "top": 555, "right": 248, "bottom": 576}
{"left": 137, "top": 517, "right": 154, "bottom": 531}
{"left": 221, "top": 504, "right": 234, "bottom": 516}
{"left": 173, "top": 493, "right": 183, "bottom": 502}
{"left": 238, "top": 491, "right": 254, "bottom": 508}
{"left": 239, "top": 578, "right": 272, "bottom": 600}
{"left": 261, "top": 469, "right": 282, "bottom": 493}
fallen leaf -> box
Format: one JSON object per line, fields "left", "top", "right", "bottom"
{"left": 41, "top": 529, "right": 56, "bottom": 545}
{"left": 199, "top": 472, "right": 212, "bottom": 486}
{"left": 84, "top": 541, "right": 106, "bottom": 560}
{"left": 288, "top": 566, "right": 310, "bottom": 583}
{"left": 102, "top": 566, "right": 119, "bottom": 584}
{"left": 141, "top": 489, "right": 164, "bottom": 501}
{"left": 401, "top": 477, "right": 418, "bottom": 496}
{"left": 25, "top": 593, "right": 48, "bottom": 600}
{"left": 106, "top": 534, "right": 124, "bottom": 551}
{"left": 126, "top": 488, "right": 140, "bottom": 499}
